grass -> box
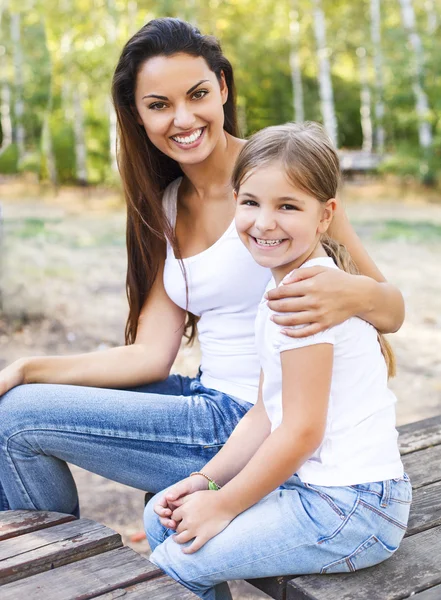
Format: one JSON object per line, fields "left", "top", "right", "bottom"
{"left": 355, "top": 220, "right": 441, "bottom": 243}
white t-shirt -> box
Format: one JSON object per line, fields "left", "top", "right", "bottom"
{"left": 255, "top": 256, "right": 404, "bottom": 486}
{"left": 162, "top": 178, "right": 271, "bottom": 404}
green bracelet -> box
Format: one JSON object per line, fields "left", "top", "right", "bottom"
{"left": 190, "top": 471, "right": 221, "bottom": 491}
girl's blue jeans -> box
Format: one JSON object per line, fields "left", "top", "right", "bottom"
{"left": 0, "top": 374, "right": 252, "bottom": 516}
{"left": 144, "top": 474, "right": 412, "bottom": 600}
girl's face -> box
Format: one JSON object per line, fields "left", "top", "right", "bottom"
{"left": 235, "top": 162, "right": 334, "bottom": 280}
{"left": 134, "top": 53, "right": 228, "bottom": 165}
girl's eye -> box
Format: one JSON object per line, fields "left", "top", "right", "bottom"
{"left": 281, "top": 204, "right": 298, "bottom": 211}
{"left": 241, "top": 200, "right": 258, "bottom": 207}
{"left": 192, "top": 89, "right": 208, "bottom": 100}
{"left": 149, "top": 102, "right": 168, "bottom": 110}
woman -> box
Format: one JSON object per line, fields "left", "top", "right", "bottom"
{"left": 0, "top": 19, "right": 403, "bottom": 517}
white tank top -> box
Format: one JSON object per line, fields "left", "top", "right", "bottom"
{"left": 162, "top": 178, "right": 271, "bottom": 404}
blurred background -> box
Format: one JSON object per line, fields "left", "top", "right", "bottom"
{"left": 0, "top": 1, "right": 440, "bottom": 598}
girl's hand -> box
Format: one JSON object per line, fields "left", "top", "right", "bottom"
{"left": 266, "top": 266, "right": 362, "bottom": 338}
{"left": 154, "top": 475, "right": 208, "bottom": 531}
{"left": 171, "top": 490, "right": 235, "bottom": 554}
{"left": 0, "top": 359, "right": 27, "bottom": 397}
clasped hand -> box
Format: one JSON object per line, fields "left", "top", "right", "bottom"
{"left": 153, "top": 476, "right": 235, "bottom": 554}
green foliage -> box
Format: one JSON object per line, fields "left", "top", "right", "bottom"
{"left": 0, "top": 144, "right": 19, "bottom": 173}
{"left": 0, "top": 0, "right": 439, "bottom": 185}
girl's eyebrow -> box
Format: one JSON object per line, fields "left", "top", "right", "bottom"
{"left": 279, "top": 196, "right": 305, "bottom": 205}
{"left": 142, "top": 79, "right": 210, "bottom": 101}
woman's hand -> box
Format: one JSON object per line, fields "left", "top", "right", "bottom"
{"left": 154, "top": 475, "right": 208, "bottom": 531}
{"left": 0, "top": 358, "right": 27, "bottom": 397}
{"left": 266, "top": 266, "right": 365, "bottom": 338}
{"left": 171, "top": 490, "right": 235, "bottom": 554}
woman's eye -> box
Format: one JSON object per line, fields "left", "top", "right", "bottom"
{"left": 149, "top": 102, "right": 167, "bottom": 110}
{"left": 192, "top": 89, "right": 208, "bottom": 100}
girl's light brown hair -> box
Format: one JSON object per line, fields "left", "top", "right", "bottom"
{"left": 232, "top": 121, "right": 396, "bottom": 378}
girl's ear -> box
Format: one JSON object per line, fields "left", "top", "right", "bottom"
{"left": 219, "top": 71, "right": 228, "bottom": 105}
{"left": 318, "top": 198, "right": 336, "bottom": 234}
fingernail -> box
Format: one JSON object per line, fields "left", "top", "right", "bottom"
{"left": 264, "top": 292, "right": 268, "bottom": 299}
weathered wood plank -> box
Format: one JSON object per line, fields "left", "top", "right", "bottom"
{"left": 0, "top": 518, "right": 122, "bottom": 585}
{"left": 247, "top": 576, "right": 292, "bottom": 600}
{"left": 287, "top": 526, "right": 441, "bottom": 600}
{"left": 0, "top": 546, "right": 161, "bottom": 600}
{"left": 94, "top": 575, "right": 198, "bottom": 599}
{"left": 406, "top": 480, "right": 441, "bottom": 537}
{"left": 0, "top": 510, "right": 75, "bottom": 541}
{"left": 402, "top": 445, "right": 441, "bottom": 489}
{"left": 412, "top": 584, "right": 441, "bottom": 599}
{"left": 398, "top": 415, "right": 441, "bottom": 456}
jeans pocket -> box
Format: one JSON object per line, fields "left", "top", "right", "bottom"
{"left": 321, "top": 535, "right": 395, "bottom": 574}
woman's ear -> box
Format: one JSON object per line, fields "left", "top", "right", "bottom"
{"left": 318, "top": 198, "right": 336, "bottom": 234}
{"left": 219, "top": 71, "right": 228, "bottom": 105}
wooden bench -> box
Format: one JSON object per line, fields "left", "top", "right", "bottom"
{"left": 247, "top": 414, "right": 441, "bottom": 599}
{"left": 0, "top": 510, "right": 197, "bottom": 599}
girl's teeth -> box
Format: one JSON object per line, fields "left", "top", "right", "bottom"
{"left": 173, "top": 128, "right": 203, "bottom": 145}
{"left": 256, "top": 238, "right": 284, "bottom": 246}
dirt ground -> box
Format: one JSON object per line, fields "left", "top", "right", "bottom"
{"left": 1, "top": 177, "right": 440, "bottom": 599}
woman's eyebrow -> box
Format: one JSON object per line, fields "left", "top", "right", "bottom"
{"left": 142, "top": 80, "right": 210, "bottom": 101}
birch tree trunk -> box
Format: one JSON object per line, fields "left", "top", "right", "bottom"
{"left": 107, "top": 0, "right": 118, "bottom": 174}
{"left": 312, "top": 0, "right": 337, "bottom": 146}
{"left": 425, "top": 0, "right": 438, "bottom": 34}
{"left": 370, "top": 0, "right": 385, "bottom": 154}
{"left": 289, "top": 3, "right": 305, "bottom": 123}
{"left": 399, "top": 0, "right": 432, "bottom": 150}
{"left": 73, "top": 87, "right": 88, "bottom": 185}
{"left": 0, "top": 51, "right": 12, "bottom": 157}
{"left": 356, "top": 47, "right": 373, "bottom": 153}
{"left": 10, "top": 12, "right": 25, "bottom": 168}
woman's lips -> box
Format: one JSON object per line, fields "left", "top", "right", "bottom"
{"left": 170, "top": 127, "right": 206, "bottom": 150}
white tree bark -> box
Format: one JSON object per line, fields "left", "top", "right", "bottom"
{"left": 10, "top": 12, "right": 25, "bottom": 167}
{"left": 370, "top": 0, "right": 385, "bottom": 154}
{"left": 312, "top": 0, "right": 337, "bottom": 146}
{"left": 289, "top": 4, "right": 305, "bottom": 123}
{"left": 399, "top": 0, "right": 432, "bottom": 149}
{"left": 0, "top": 47, "right": 12, "bottom": 157}
{"left": 73, "top": 87, "right": 88, "bottom": 184}
{"left": 107, "top": 0, "right": 118, "bottom": 174}
{"left": 356, "top": 47, "right": 373, "bottom": 153}
{"left": 127, "top": 1, "right": 138, "bottom": 36}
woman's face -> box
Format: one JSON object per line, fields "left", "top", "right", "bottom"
{"left": 134, "top": 53, "right": 228, "bottom": 165}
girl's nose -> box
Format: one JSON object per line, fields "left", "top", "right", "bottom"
{"left": 255, "top": 210, "right": 277, "bottom": 231}
{"left": 173, "top": 105, "right": 196, "bottom": 130}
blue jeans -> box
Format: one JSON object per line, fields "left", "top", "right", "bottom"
{"left": 144, "top": 474, "right": 412, "bottom": 600}
{"left": 0, "top": 375, "right": 252, "bottom": 516}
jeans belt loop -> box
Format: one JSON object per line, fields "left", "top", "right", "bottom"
{"left": 380, "top": 479, "right": 391, "bottom": 508}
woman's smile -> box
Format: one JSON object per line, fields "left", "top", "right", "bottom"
{"left": 170, "top": 126, "right": 206, "bottom": 149}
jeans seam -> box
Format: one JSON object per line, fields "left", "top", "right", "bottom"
{"left": 305, "top": 484, "right": 345, "bottom": 518}
{"left": 4, "top": 435, "right": 39, "bottom": 510}
{"left": 318, "top": 494, "right": 360, "bottom": 544}
{"left": 359, "top": 499, "right": 408, "bottom": 530}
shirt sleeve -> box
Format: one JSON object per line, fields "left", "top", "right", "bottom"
{"left": 272, "top": 319, "right": 337, "bottom": 354}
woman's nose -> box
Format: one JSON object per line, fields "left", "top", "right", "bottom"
{"left": 173, "top": 105, "right": 196, "bottom": 130}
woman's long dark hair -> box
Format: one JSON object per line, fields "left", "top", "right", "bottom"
{"left": 112, "top": 18, "right": 239, "bottom": 344}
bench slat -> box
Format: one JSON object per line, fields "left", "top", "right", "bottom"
{"left": 407, "top": 480, "right": 441, "bottom": 537}
{"left": 94, "top": 576, "right": 198, "bottom": 599}
{"left": 402, "top": 445, "right": 441, "bottom": 489}
{"left": 0, "top": 510, "right": 76, "bottom": 541}
{"left": 398, "top": 415, "right": 441, "bottom": 455}
{"left": 286, "top": 525, "right": 441, "bottom": 600}
{"left": 0, "top": 518, "right": 122, "bottom": 585}
{"left": 0, "top": 546, "right": 161, "bottom": 600}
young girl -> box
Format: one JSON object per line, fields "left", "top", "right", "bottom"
{"left": 0, "top": 19, "right": 404, "bottom": 517}
{"left": 145, "top": 122, "right": 411, "bottom": 600}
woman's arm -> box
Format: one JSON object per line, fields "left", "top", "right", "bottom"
{"left": 0, "top": 258, "right": 186, "bottom": 395}
{"left": 267, "top": 202, "right": 405, "bottom": 335}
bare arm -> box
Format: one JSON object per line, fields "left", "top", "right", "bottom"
{"left": 0, "top": 258, "right": 186, "bottom": 394}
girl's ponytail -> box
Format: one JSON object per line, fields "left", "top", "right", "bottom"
{"left": 322, "top": 237, "right": 396, "bottom": 378}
